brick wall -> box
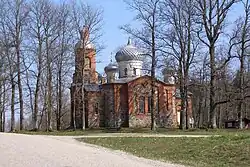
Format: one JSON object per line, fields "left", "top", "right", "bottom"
{"left": 102, "top": 84, "right": 115, "bottom": 127}
{"left": 127, "top": 76, "right": 178, "bottom": 128}
{"left": 85, "top": 91, "right": 104, "bottom": 128}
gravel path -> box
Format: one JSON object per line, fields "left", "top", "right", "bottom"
{"left": 0, "top": 133, "right": 186, "bottom": 167}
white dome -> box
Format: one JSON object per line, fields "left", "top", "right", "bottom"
{"left": 115, "top": 38, "right": 144, "bottom": 62}
{"left": 104, "top": 62, "right": 118, "bottom": 73}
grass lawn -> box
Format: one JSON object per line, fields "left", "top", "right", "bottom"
{"left": 14, "top": 128, "right": 250, "bottom": 136}
{"left": 78, "top": 135, "right": 250, "bottom": 167}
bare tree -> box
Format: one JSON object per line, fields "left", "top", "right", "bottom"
{"left": 54, "top": 2, "right": 74, "bottom": 130}
{"left": 43, "top": 1, "right": 59, "bottom": 131}
{"left": 0, "top": 0, "right": 18, "bottom": 132}
{"left": 28, "top": 0, "right": 53, "bottom": 130}
{"left": 71, "top": 1, "right": 103, "bottom": 130}
{"left": 0, "top": 44, "right": 8, "bottom": 132}
{"left": 159, "top": 0, "right": 199, "bottom": 129}
{"left": 121, "top": 0, "right": 161, "bottom": 131}
{"left": 229, "top": 0, "right": 250, "bottom": 129}
{"left": 3, "top": 0, "right": 30, "bottom": 131}
{"left": 196, "top": 0, "right": 238, "bottom": 128}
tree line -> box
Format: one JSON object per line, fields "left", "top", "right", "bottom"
{"left": 0, "top": 0, "right": 103, "bottom": 132}
{"left": 0, "top": 0, "right": 249, "bottom": 132}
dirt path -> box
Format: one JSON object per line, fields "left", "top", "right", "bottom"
{"left": 0, "top": 133, "right": 186, "bottom": 167}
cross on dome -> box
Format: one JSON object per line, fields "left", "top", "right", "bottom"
{"left": 127, "top": 37, "right": 132, "bottom": 45}
{"left": 110, "top": 52, "right": 113, "bottom": 63}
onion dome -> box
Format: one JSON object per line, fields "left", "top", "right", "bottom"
{"left": 115, "top": 38, "right": 144, "bottom": 62}
{"left": 104, "top": 62, "right": 118, "bottom": 73}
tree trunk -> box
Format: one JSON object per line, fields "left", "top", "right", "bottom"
{"left": 73, "top": 88, "right": 76, "bottom": 130}
{"left": 17, "top": 42, "right": 24, "bottom": 131}
{"left": 45, "top": 36, "right": 52, "bottom": 132}
{"left": 82, "top": 43, "right": 86, "bottom": 131}
{"left": 238, "top": 56, "right": 244, "bottom": 129}
{"left": 15, "top": 0, "right": 24, "bottom": 131}
{"left": 11, "top": 78, "right": 16, "bottom": 132}
{"left": 2, "top": 81, "right": 6, "bottom": 132}
{"left": 179, "top": 61, "right": 186, "bottom": 130}
{"left": 150, "top": 24, "right": 156, "bottom": 131}
{"left": 57, "top": 67, "right": 62, "bottom": 130}
{"left": 238, "top": 4, "right": 248, "bottom": 129}
{"left": 33, "top": 74, "right": 40, "bottom": 130}
{"left": 209, "top": 45, "right": 217, "bottom": 129}
{"left": 47, "top": 67, "right": 53, "bottom": 131}
{"left": 33, "top": 40, "right": 42, "bottom": 131}
{"left": 0, "top": 82, "right": 2, "bottom": 132}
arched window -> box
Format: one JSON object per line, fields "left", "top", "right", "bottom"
{"left": 133, "top": 68, "right": 136, "bottom": 76}
{"left": 139, "top": 96, "right": 145, "bottom": 114}
{"left": 84, "top": 57, "right": 91, "bottom": 69}
{"left": 95, "top": 103, "right": 99, "bottom": 114}
{"left": 124, "top": 68, "right": 128, "bottom": 76}
{"left": 148, "top": 96, "right": 151, "bottom": 113}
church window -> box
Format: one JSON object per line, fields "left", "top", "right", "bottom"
{"left": 124, "top": 68, "right": 128, "bottom": 76}
{"left": 95, "top": 103, "right": 99, "bottom": 114}
{"left": 133, "top": 94, "right": 137, "bottom": 113}
{"left": 84, "top": 57, "right": 91, "bottom": 69}
{"left": 148, "top": 96, "right": 151, "bottom": 113}
{"left": 166, "top": 90, "right": 169, "bottom": 110}
{"left": 139, "top": 96, "right": 145, "bottom": 114}
{"left": 133, "top": 68, "right": 136, "bottom": 76}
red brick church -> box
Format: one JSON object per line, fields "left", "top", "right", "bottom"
{"left": 70, "top": 28, "right": 192, "bottom": 129}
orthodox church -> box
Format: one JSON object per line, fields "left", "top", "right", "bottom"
{"left": 70, "top": 28, "right": 192, "bottom": 129}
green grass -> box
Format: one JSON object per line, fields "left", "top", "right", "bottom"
{"left": 14, "top": 128, "right": 250, "bottom": 136}
{"left": 79, "top": 135, "right": 250, "bottom": 167}
{"left": 14, "top": 129, "right": 99, "bottom": 136}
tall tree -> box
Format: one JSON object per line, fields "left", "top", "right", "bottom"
{"left": 0, "top": 0, "right": 17, "bottom": 132}
{"left": 54, "top": 2, "right": 74, "bottom": 130}
{"left": 196, "top": 0, "right": 238, "bottom": 128}
{"left": 5, "top": 0, "right": 30, "bottom": 130}
{"left": 159, "top": 0, "right": 199, "bottom": 129}
{"left": 121, "top": 0, "right": 161, "bottom": 131}
{"left": 229, "top": 0, "right": 250, "bottom": 129}
{"left": 43, "top": 1, "right": 59, "bottom": 131}
{"left": 71, "top": 1, "right": 103, "bottom": 130}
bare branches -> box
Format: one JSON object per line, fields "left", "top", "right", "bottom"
{"left": 121, "top": 0, "right": 161, "bottom": 131}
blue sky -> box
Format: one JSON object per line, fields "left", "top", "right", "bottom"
{"left": 85, "top": 0, "right": 243, "bottom": 73}
{"left": 85, "top": 0, "right": 135, "bottom": 73}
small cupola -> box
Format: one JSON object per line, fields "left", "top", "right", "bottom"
{"left": 104, "top": 56, "right": 118, "bottom": 83}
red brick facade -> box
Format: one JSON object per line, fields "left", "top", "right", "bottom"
{"left": 70, "top": 29, "right": 192, "bottom": 129}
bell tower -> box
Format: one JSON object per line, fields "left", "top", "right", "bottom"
{"left": 70, "top": 27, "right": 98, "bottom": 129}
{"left": 73, "top": 27, "right": 98, "bottom": 84}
